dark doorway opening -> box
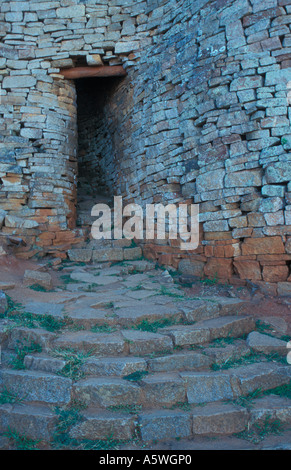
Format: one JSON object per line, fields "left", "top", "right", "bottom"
{"left": 75, "top": 76, "right": 121, "bottom": 230}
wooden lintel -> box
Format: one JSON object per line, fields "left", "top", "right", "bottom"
{"left": 60, "top": 66, "right": 127, "bottom": 80}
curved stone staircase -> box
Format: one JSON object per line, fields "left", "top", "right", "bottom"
{"left": 0, "top": 259, "right": 291, "bottom": 450}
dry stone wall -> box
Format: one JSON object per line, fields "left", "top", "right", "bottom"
{"left": 0, "top": 0, "right": 290, "bottom": 294}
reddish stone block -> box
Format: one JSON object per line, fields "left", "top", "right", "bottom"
{"left": 143, "top": 245, "right": 158, "bottom": 261}
{"left": 241, "top": 236, "right": 285, "bottom": 255}
{"left": 204, "top": 258, "right": 233, "bottom": 280}
{"left": 233, "top": 260, "right": 262, "bottom": 281}
{"left": 204, "top": 245, "right": 214, "bottom": 257}
{"left": 158, "top": 254, "right": 175, "bottom": 266}
{"left": 214, "top": 246, "right": 224, "bottom": 257}
{"left": 204, "top": 231, "right": 233, "bottom": 241}
{"left": 262, "top": 265, "right": 289, "bottom": 283}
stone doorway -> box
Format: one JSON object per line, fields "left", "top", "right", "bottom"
{"left": 74, "top": 76, "right": 122, "bottom": 233}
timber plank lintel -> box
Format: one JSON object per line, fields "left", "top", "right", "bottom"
{"left": 60, "top": 66, "right": 127, "bottom": 80}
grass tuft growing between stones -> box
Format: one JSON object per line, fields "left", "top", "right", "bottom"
{"left": 53, "top": 402, "right": 86, "bottom": 449}
{"left": 53, "top": 401, "right": 134, "bottom": 450}
{"left": 132, "top": 317, "right": 178, "bottom": 333}
{"left": 28, "top": 283, "right": 53, "bottom": 292}
{"left": 231, "top": 381, "right": 291, "bottom": 409}
{"left": 0, "top": 387, "right": 24, "bottom": 405}
{"left": 51, "top": 348, "right": 95, "bottom": 381}
{"left": 107, "top": 404, "right": 143, "bottom": 414}
{"left": 211, "top": 351, "right": 287, "bottom": 371}
{"left": 91, "top": 323, "right": 117, "bottom": 334}
{"left": 199, "top": 273, "right": 218, "bottom": 285}
{"left": 11, "top": 340, "right": 42, "bottom": 370}
{"left": 230, "top": 388, "right": 262, "bottom": 408}
{"left": 4, "top": 427, "right": 41, "bottom": 450}
{"left": 234, "top": 414, "right": 284, "bottom": 444}
{"left": 2, "top": 295, "right": 67, "bottom": 332}
{"left": 263, "top": 381, "right": 291, "bottom": 400}
{"left": 159, "top": 285, "right": 185, "bottom": 299}
{"left": 123, "top": 370, "right": 149, "bottom": 382}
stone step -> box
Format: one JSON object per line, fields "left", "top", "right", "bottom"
{"left": 1, "top": 393, "right": 291, "bottom": 447}
{"left": 23, "top": 349, "right": 212, "bottom": 377}
{"left": 0, "top": 403, "right": 57, "bottom": 442}
{"left": 160, "top": 315, "right": 255, "bottom": 347}
{"left": 73, "top": 377, "right": 142, "bottom": 408}
{"left": 7, "top": 316, "right": 255, "bottom": 360}
{"left": 68, "top": 409, "right": 137, "bottom": 441}
{"left": 71, "top": 362, "right": 291, "bottom": 409}
{"left": 0, "top": 369, "right": 72, "bottom": 405}
{"left": 52, "top": 331, "right": 127, "bottom": 356}
{"left": 181, "top": 297, "right": 247, "bottom": 322}
{"left": 138, "top": 395, "right": 291, "bottom": 442}
{"left": 181, "top": 362, "right": 291, "bottom": 405}
{"left": 23, "top": 353, "right": 66, "bottom": 374}
{"left": 67, "top": 246, "right": 142, "bottom": 263}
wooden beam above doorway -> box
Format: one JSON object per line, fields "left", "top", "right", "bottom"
{"left": 60, "top": 66, "right": 127, "bottom": 80}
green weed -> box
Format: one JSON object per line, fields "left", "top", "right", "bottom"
{"left": 91, "top": 323, "right": 117, "bottom": 334}
{"left": 52, "top": 348, "right": 95, "bottom": 381}
{"left": 5, "top": 428, "right": 41, "bottom": 450}
{"left": 11, "top": 340, "right": 42, "bottom": 370}
{"left": 133, "top": 317, "right": 178, "bottom": 333}
{"left": 123, "top": 370, "right": 148, "bottom": 382}
{"left": 0, "top": 387, "right": 24, "bottom": 405}
{"left": 234, "top": 414, "right": 284, "bottom": 444}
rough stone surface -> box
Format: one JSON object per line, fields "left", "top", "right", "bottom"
{"left": 181, "top": 371, "right": 234, "bottom": 404}
{"left": 138, "top": 411, "right": 192, "bottom": 441}
{"left": 0, "top": 292, "right": 7, "bottom": 315}
{"left": 0, "top": 370, "right": 72, "bottom": 404}
{"left": 23, "top": 270, "right": 52, "bottom": 290}
{"left": 69, "top": 412, "right": 136, "bottom": 440}
{"left": 246, "top": 331, "right": 288, "bottom": 355}
{"left": 0, "top": 0, "right": 289, "bottom": 290}
{"left": 192, "top": 403, "right": 249, "bottom": 435}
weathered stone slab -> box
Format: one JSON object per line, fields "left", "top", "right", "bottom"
{"left": 52, "top": 331, "right": 125, "bottom": 355}
{"left": 23, "top": 270, "right": 52, "bottom": 290}
{"left": 121, "top": 329, "right": 173, "bottom": 355}
{"left": 92, "top": 248, "right": 124, "bottom": 262}
{"left": 180, "top": 299, "right": 220, "bottom": 322}
{"left": 67, "top": 249, "right": 92, "bottom": 262}
{"left": 0, "top": 369, "right": 71, "bottom": 404}
{"left": 147, "top": 351, "right": 211, "bottom": 373}
{"left": 250, "top": 395, "right": 291, "bottom": 425}
{"left": 138, "top": 410, "right": 192, "bottom": 441}
{"left": 123, "top": 247, "right": 142, "bottom": 260}
{"left": 70, "top": 411, "right": 136, "bottom": 440}
{"left": 0, "top": 292, "right": 7, "bottom": 314}
{"left": 181, "top": 371, "right": 234, "bottom": 404}
{"left": 2, "top": 76, "right": 36, "bottom": 89}
{"left": 203, "top": 340, "right": 251, "bottom": 365}
{"left": 203, "top": 316, "right": 255, "bottom": 341}
{"left": 8, "top": 327, "right": 56, "bottom": 352}
{"left": 56, "top": 5, "right": 85, "bottom": 18}
{"left": 81, "top": 356, "right": 147, "bottom": 377}
{"left": 247, "top": 331, "right": 288, "bottom": 356}
{"left": 24, "top": 354, "right": 66, "bottom": 374}
{"left": 73, "top": 378, "right": 141, "bottom": 407}
{"left": 0, "top": 404, "right": 58, "bottom": 440}
{"left": 228, "top": 363, "right": 291, "bottom": 396}
{"left": 192, "top": 403, "right": 249, "bottom": 435}
{"left": 142, "top": 373, "right": 186, "bottom": 406}
{"left": 162, "top": 324, "right": 210, "bottom": 347}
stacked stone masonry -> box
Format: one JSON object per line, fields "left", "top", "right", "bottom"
{"left": 0, "top": 0, "right": 291, "bottom": 293}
